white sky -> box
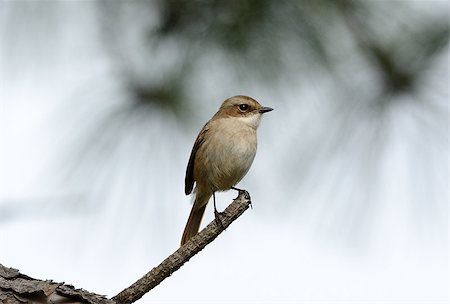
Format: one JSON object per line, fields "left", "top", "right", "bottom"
{"left": 0, "top": 2, "right": 448, "bottom": 303}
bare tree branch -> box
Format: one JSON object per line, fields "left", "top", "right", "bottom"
{"left": 0, "top": 191, "right": 252, "bottom": 304}
{"left": 112, "top": 190, "right": 252, "bottom": 304}
{"left": 0, "top": 264, "right": 114, "bottom": 304}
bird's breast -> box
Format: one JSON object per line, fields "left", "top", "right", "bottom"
{"left": 195, "top": 118, "right": 257, "bottom": 191}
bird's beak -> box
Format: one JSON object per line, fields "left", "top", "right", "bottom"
{"left": 259, "top": 106, "right": 274, "bottom": 113}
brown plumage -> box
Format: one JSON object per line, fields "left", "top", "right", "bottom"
{"left": 181, "top": 95, "right": 273, "bottom": 245}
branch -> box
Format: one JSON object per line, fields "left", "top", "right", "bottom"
{"left": 0, "top": 191, "right": 252, "bottom": 304}
{"left": 112, "top": 190, "right": 252, "bottom": 304}
{"left": 0, "top": 264, "right": 114, "bottom": 304}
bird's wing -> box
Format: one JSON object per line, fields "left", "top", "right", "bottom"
{"left": 185, "top": 122, "right": 209, "bottom": 195}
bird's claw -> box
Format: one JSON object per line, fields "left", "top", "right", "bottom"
{"left": 214, "top": 209, "right": 224, "bottom": 229}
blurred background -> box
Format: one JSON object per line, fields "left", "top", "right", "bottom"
{"left": 0, "top": 0, "right": 448, "bottom": 303}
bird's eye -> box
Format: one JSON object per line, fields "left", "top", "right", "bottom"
{"left": 239, "top": 104, "right": 249, "bottom": 111}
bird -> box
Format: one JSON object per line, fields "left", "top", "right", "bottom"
{"left": 181, "top": 95, "right": 273, "bottom": 245}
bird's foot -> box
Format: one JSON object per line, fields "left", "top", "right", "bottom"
{"left": 214, "top": 209, "right": 225, "bottom": 229}
{"left": 231, "top": 187, "right": 251, "bottom": 202}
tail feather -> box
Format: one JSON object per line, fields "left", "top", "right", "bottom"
{"left": 181, "top": 193, "right": 211, "bottom": 245}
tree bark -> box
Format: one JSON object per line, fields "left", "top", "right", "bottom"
{"left": 0, "top": 263, "right": 114, "bottom": 304}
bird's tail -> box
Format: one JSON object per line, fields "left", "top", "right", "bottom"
{"left": 181, "top": 192, "right": 211, "bottom": 245}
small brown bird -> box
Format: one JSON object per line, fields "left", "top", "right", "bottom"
{"left": 181, "top": 95, "right": 273, "bottom": 245}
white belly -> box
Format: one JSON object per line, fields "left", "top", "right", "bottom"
{"left": 200, "top": 118, "right": 257, "bottom": 191}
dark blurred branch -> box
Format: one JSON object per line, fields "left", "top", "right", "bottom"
{"left": 337, "top": 1, "right": 449, "bottom": 96}
{"left": 337, "top": 1, "right": 413, "bottom": 94}
{"left": 112, "top": 190, "right": 252, "bottom": 304}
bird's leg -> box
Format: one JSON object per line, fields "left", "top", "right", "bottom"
{"left": 212, "top": 191, "right": 219, "bottom": 216}
{"left": 231, "top": 186, "right": 252, "bottom": 208}
{"left": 212, "top": 191, "right": 224, "bottom": 228}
